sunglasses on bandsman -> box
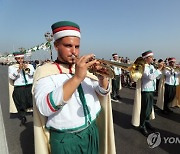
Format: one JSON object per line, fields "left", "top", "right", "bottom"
{"left": 16, "top": 57, "right": 24, "bottom": 59}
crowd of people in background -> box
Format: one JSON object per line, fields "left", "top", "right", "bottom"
{"left": 5, "top": 53, "right": 180, "bottom": 96}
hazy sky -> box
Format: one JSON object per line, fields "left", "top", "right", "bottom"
{"left": 0, "top": 0, "right": 180, "bottom": 62}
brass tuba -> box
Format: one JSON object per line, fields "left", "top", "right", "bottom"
{"left": 89, "top": 57, "right": 145, "bottom": 82}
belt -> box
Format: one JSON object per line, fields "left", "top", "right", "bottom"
{"left": 141, "top": 91, "right": 154, "bottom": 93}
{"left": 50, "top": 121, "right": 93, "bottom": 134}
{"left": 14, "top": 84, "right": 32, "bottom": 88}
{"left": 165, "top": 83, "right": 176, "bottom": 87}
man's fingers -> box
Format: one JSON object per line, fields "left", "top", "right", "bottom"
{"left": 78, "top": 54, "right": 95, "bottom": 63}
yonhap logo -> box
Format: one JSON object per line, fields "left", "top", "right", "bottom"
{"left": 147, "top": 132, "right": 180, "bottom": 148}
{"left": 147, "top": 132, "right": 161, "bottom": 148}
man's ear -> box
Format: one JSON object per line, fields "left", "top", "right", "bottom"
{"left": 54, "top": 40, "right": 60, "bottom": 50}
{"left": 54, "top": 45, "right": 58, "bottom": 51}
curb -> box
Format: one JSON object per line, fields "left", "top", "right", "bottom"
{"left": 0, "top": 102, "right": 9, "bottom": 154}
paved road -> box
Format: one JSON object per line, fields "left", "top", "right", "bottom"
{"left": 0, "top": 65, "right": 179, "bottom": 154}
{"left": 0, "top": 101, "right": 9, "bottom": 154}
{"left": 0, "top": 65, "right": 34, "bottom": 154}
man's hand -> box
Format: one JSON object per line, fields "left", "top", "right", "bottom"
{"left": 158, "top": 62, "right": 164, "bottom": 71}
{"left": 19, "top": 63, "right": 24, "bottom": 70}
{"left": 74, "top": 54, "right": 97, "bottom": 81}
{"left": 97, "top": 75, "right": 109, "bottom": 90}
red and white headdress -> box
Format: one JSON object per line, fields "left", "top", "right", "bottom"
{"left": 51, "top": 21, "right": 81, "bottom": 41}
{"left": 168, "top": 57, "right": 176, "bottom": 63}
{"left": 13, "top": 51, "right": 25, "bottom": 58}
{"left": 142, "top": 50, "right": 154, "bottom": 59}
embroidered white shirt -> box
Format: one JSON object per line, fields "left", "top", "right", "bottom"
{"left": 9, "top": 64, "right": 35, "bottom": 86}
{"left": 164, "top": 68, "right": 180, "bottom": 86}
{"left": 141, "top": 64, "right": 162, "bottom": 92}
{"left": 111, "top": 60, "right": 121, "bottom": 75}
{"left": 34, "top": 74, "right": 110, "bottom": 131}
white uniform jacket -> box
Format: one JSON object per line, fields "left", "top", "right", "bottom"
{"left": 9, "top": 63, "right": 35, "bottom": 86}
{"left": 141, "top": 64, "right": 162, "bottom": 91}
{"left": 34, "top": 69, "right": 110, "bottom": 132}
{"left": 164, "top": 68, "right": 180, "bottom": 86}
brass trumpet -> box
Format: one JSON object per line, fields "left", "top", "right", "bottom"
{"left": 22, "top": 63, "right": 30, "bottom": 74}
{"left": 14, "top": 63, "right": 30, "bottom": 74}
{"left": 88, "top": 57, "right": 145, "bottom": 82}
{"left": 24, "top": 67, "right": 30, "bottom": 74}
{"left": 175, "top": 66, "right": 180, "bottom": 72}
{"left": 152, "top": 62, "right": 159, "bottom": 69}
{"left": 165, "top": 65, "right": 180, "bottom": 72}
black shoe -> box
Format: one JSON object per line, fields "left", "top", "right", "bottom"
{"left": 111, "top": 97, "right": 119, "bottom": 102}
{"left": 161, "top": 110, "right": 169, "bottom": 115}
{"left": 145, "top": 123, "right": 155, "bottom": 131}
{"left": 167, "top": 108, "right": 173, "bottom": 113}
{"left": 20, "top": 116, "right": 27, "bottom": 126}
{"left": 139, "top": 127, "right": 149, "bottom": 137}
{"left": 169, "top": 110, "right": 173, "bottom": 113}
{"left": 116, "top": 95, "right": 122, "bottom": 100}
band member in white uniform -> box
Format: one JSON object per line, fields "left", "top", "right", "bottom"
{"left": 33, "top": 21, "right": 116, "bottom": 154}
{"left": 132, "top": 50, "right": 163, "bottom": 137}
{"left": 111, "top": 53, "right": 122, "bottom": 101}
{"left": 8, "top": 51, "right": 35, "bottom": 125}
{"left": 163, "top": 57, "right": 180, "bottom": 114}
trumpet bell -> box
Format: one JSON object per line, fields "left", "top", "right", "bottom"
{"left": 130, "top": 64, "right": 144, "bottom": 82}
{"left": 129, "top": 57, "right": 145, "bottom": 82}
{"left": 24, "top": 68, "right": 30, "bottom": 74}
